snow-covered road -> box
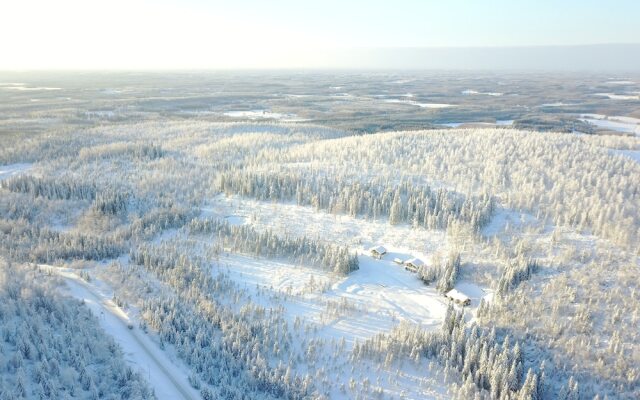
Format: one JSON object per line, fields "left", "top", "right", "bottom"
{"left": 43, "top": 266, "right": 200, "bottom": 400}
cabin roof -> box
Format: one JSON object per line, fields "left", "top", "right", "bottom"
{"left": 405, "top": 258, "right": 424, "bottom": 266}
{"left": 446, "top": 289, "right": 470, "bottom": 302}
{"left": 370, "top": 245, "right": 387, "bottom": 254}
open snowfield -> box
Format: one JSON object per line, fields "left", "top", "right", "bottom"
{"left": 603, "top": 80, "right": 636, "bottom": 85}
{"left": 614, "top": 149, "right": 640, "bottom": 163}
{"left": 217, "top": 251, "right": 449, "bottom": 346}
{"left": 201, "top": 195, "right": 499, "bottom": 324}
{"left": 202, "top": 195, "right": 456, "bottom": 332}
{"left": 0, "top": 163, "right": 32, "bottom": 180}
{"left": 580, "top": 113, "right": 640, "bottom": 135}
{"left": 592, "top": 92, "right": 640, "bottom": 100}
{"left": 204, "top": 195, "right": 449, "bottom": 254}
{"left": 383, "top": 98, "right": 456, "bottom": 108}
{"left": 223, "top": 110, "right": 303, "bottom": 121}
{"left": 538, "top": 102, "right": 579, "bottom": 107}
{"left": 461, "top": 89, "right": 503, "bottom": 96}
{"left": 0, "top": 83, "right": 61, "bottom": 91}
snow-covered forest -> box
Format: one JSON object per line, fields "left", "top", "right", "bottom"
{"left": 0, "top": 261, "right": 155, "bottom": 400}
{"left": 1, "top": 71, "right": 639, "bottom": 399}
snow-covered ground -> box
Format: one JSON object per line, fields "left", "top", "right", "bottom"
{"left": 0, "top": 163, "right": 32, "bottom": 180}
{"left": 482, "top": 207, "right": 541, "bottom": 237}
{"left": 461, "top": 89, "right": 503, "bottom": 96}
{"left": 580, "top": 114, "right": 640, "bottom": 135}
{"left": 0, "top": 83, "right": 61, "bottom": 91}
{"left": 592, "top": 92, "right": 639, "bottom": 100}
{"left": 603, "top": 80, "right": 636, "bottom": 85}
{"left": 217, "top": 250, "right": 449, "bottom": 346}
{"left": 383, "top": 99, "right": 456, "bottom": 108}
{"left": 44, "top": 265, "right": 200, "bottom": 400}
{"left": 612, "top": 149, "right": 640, "bottom": 163}
{"left": 439, "top": 120, "right": 513, "bottom": 128}
{"left": 496, "top": 119, "right": 514, "bottom": 126}
{"left": 202, "top": 195, "right": 499, "bottom": 329}
{"left": 204, "top": 195, "right": 448, "bottom": 254}
{"left": 538, "top": 102, "right": 578, "bottom": 107}
{"left": 223, "top": 110, "right": 303, "bottom": 121}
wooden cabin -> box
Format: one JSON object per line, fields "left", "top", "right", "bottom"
{"left": 404, "top": 258, "right": 424, "bottom": 273}
{"left": 445, "top": 289, "right": 471, "bottom": 306}
{"left": 369, "top": 245, "right": 387, "bottom": 259}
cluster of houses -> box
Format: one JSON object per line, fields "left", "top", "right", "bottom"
{"left": 369, "top": 245, "right": 472, "bottom": 307}
{"left": 369, "top": 245, "right": 425, "bottom": 273}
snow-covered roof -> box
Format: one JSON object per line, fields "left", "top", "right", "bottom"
{"left": 404, "top": 258, "right": 424, "bottom": 267}
{"left": 446, "top": 289, "right": 470, "bottom": 303}
{"left": 370, "top": 245, "right": 387, "bottom": 254}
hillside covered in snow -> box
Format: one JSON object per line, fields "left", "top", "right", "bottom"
{"left": 1, "top": 71, "right": 639, "bottom": 399}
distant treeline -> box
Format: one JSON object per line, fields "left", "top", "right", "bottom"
{"left": 188, "top": 217, "right": 359, "bottom": 275}
{"left": 219, "top": 171, "right": 495, "bottom": 232}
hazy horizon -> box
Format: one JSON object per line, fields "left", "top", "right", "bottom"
{"left": 3, "top": 0, "right": 639, "bottom": 71}
{"left": 2, "top": 44, "right": 640, "bottom": 72}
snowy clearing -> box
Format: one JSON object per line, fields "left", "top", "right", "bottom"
{"left": 217, "top": 250, "right": 449, "bottom": 346}
{"left": 384, "top": 99, "right": 456, "bottom": 108}
{"left": 592, "top": 92, "right": 639, "bottom": 100}
{"left": 580, "top": 114, "right": 640, "bottom": 135}
{"left": 482, "top": 207, "right": 541, "bottom": 237}
{"left": 205, "top": 195, "right": 449, "bottom": 254}
{"left": 612, "top": 149, "right": 640, "bottom": 163}
{"left": 603, "top": 80, "right": 636, "bottom": 85}
{"left": 0, "top": 83, "right": 61, "bottom": 91}
{"left": 223, "top": 110, "right": 303, "bottom": 121}
{"left": 0, "top": 163, "right": 32, "bottom": 180}
{"left": 461, "top": 90, "right": 503, "bottom": 96}
{"left": 439, "top": 120, "right": 513, "bottom": 128}
{"left": 539, "top": 102, "right": 578, "bottom": 107}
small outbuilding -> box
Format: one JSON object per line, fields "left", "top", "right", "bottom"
{"left": 445, "top": 289, "right": 471, "bottom": 306}
{"left": 369, "top": 245, "right": 387, "bottom": 259}
{"left": 404, "top": 258, "right": 424, "bottom": 272}
{"left": 393, "top": 257, "right": 405, "bottom": 265}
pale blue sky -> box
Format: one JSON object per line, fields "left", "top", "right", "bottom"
{"left": 179, "top": 0, "right": 640, "bottom": 47}
{"left": 1, "top": 0, "right": 639, "bottom": 69}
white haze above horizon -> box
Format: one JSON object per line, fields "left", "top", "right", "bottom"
{"left": 2, "top": 0, "right": 639, "bottom": 70}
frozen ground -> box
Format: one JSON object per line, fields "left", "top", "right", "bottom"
{"left": 217, "top": 250, "right": 449, "bottom": 347}
{"left": 202, "top": 196, "right": 499, "bottom": 328}
{"left": 613, "top": 149, "right": 640, "bottom": 163}
{"left": 0, "top": 83, "right": 61, "bottom": 91}
{"left": 223, "top": 110, "right": 303, "bottom": 121}
{"left": 0, "top": 163, "right": 32, "bottom": 180}
{"left": 439, "top": 120, "right": 513, "bottom": 128}
{"left": 461, "top": 89, "right": 503, "bottom": 96}
{"left": 592, "top": 92, "right": 639, "bottom": 100}
{"left": 580, "top": 114, "right": 640, "bottom": 135}
{"left": 43, "top": 265, "right": 200, "bottom": 400}
{"left": 383, "top": 99, "right": 456, "bottom": 108}
{"left": 604, "top": 80, "right": 636, "bottom": 85}
{"left": 482, "top": 207, "right": 542, "bottom": 237}
{"left": 539, "top": 102, "right": 578, "bottom": 107}
{"left": 204, "top": 195, "right": 449, "bottom": 254}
